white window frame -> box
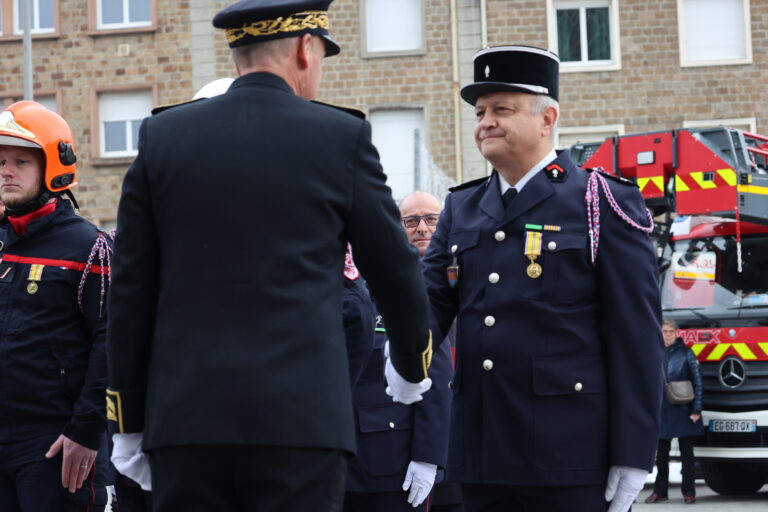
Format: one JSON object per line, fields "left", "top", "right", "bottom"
{"left": 360, "top": 0, "right": 426, "bottom": 58}
{"left": 677, "top": 0, "right": 752, "bottom": 67}
{"left": 556, "top": 124, "right": 625, "bottom": 149}
{"left": 13, "top": 0, "right": 55, "bottom": 35}
{"left": 547, "top": 0, "right": 621, "bottom": 72}
{"left": 683, "top": 117, "right": 757, "bottom": 133}
{"left": 98, "top": 90, "right": 152, "bottom": 158}
{"left": 97, "top": 0, "right": 152, "bottom": 30}
{"left": 369, "top": 107, "right": 427, "bottom": 201}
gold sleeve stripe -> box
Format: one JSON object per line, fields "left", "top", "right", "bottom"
{"left": 106, "top": 389, "right": 125, "bottom": 433}
{"left": 225, "top": 11, "right": 329, "bottom": 44}
{"left": 421, "top": 330, "right": 434, "bottom": 378}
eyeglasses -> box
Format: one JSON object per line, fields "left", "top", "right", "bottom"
{"left": 401, "top": 214, "right": 440, "bottom": 229}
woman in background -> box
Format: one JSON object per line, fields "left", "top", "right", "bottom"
{"left": 646, "top": 318, "right": 704, "bottom": 504}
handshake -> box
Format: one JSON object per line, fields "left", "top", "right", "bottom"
{"left": 383, "top": 341, "right": 433, "bottom": 404}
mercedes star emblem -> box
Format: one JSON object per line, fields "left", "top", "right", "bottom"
{"left": 718, "top": 357, "right": 746, "bottom": 389}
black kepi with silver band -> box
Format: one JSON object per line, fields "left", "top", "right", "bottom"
{"left": 461, "top": 45, "right": 560, "bottom": 105}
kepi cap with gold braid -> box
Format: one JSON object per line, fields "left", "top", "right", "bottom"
{"left": 213, "top": 0, "right": 340, "bottom": 57}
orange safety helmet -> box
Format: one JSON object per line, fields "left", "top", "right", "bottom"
{"left": 0, "top": 100, "right": 77, "bottom": 193}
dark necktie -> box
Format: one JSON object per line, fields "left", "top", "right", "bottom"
{"left": 502, "top": 188, "right": 518, "bottom": 209}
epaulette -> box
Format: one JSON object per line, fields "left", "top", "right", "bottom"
{"left": 151, "top": 98, "right": 205, "bottom": 116}
{"left": 311, "top": 100, "right": 366, "bottom": 120}
{"left": 449, "top": 176, "right": 490, "bottom": 193}
{"left": 586, "top": 167, "right": 637, "bottom": 188}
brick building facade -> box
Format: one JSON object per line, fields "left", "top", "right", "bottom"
{"left": 0, "top": 0, "right": 764, "bottom": 222}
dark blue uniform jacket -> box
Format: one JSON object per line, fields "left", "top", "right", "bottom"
{"left": 346, "top": 303, "right": 453, "bottom": 493}
{"left": 344, "top": 274, "right": 375, "bottom": 387}
{"left": 0, "top": 199, "right": 109, "bottom": 450}
{"left": 423, "top": 151, "right": 664, "bottom": 486}
{"left": 660, "top": 338, "right": 704, "bottom": 439}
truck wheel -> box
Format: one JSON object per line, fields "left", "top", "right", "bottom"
{"left": 701, "top": 461, "right": 768, "bottom": 495}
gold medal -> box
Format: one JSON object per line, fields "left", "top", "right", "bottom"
{"left": 524, "top": 231, "right": 543, "bottom": 279}
{"left": 26, "top": 263, "right": 44, "bottom": 294}
{"left": 527, "top": 260, "right": 542, "bottom": 279}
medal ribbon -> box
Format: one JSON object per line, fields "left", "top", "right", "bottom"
{"left": 28, "top": 264, "right": 44, "bottom": 282}
{"left": 524, "top": 231, "right": 542, "bottom": 260}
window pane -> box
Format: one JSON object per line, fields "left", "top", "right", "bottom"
{"left": 104, "top": 121, "right": 127, "bottom": 153}
{"left": 36, "top": 96, "right": 57, "bottom": 113}
{"left": 129, "top": 0, "right": 151, "bottom": 23}
{"left": 586, "top": 7, "right": 610, "bottom": 61}
{"left": 366, "top": 0, "right": 422, "bottom": 53}
{"left": 16, "top": 0, "right": 28, "bottom": 29}
{"left": 556, "top": 9, "right": 581, "bottom": 62}
{"left": 38, "top": 0, "right": 54, "bottom": 29}
{"left": 683, "top": 0, "right": 746, "bottom": 62}
{"left": 100, "top": 91, "right": 153, "bottom": 121}
{"left": 370, "top": 110, "right": 425, "bottom": 201}
{"left": 101, "top": 0, "right": 123, "bottom": 25}
{"left": 130, "top": 120, "right": 142, "bottom": 151}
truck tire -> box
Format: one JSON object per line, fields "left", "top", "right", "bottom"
{"left": 701, "top": 461, "right": 768, "bottom": 495}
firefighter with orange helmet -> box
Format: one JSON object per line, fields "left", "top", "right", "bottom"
{"left": 0, "top": 101, "right": 111, "bottom": 511}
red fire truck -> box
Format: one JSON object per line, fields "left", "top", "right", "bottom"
{"left": 571, "top": 127, "right": 768, "bottom": 495}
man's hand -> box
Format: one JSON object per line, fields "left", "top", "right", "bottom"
{"left": 383, "top": 342, "right": 432, "bottom": 404}
{"left": 690, "top": 413, "right": 701, "bottom": 423}
{"left": 111, "top": 433, "right": 152, "bottom": 491}
{"left": 402, "top": 460, "right": 437, "bottom": 507}
{"left": 45, "top": 434, "right": 97, "bottom": 493}
{"left": 605, "top": 465, "right": 648, "bottom": 512}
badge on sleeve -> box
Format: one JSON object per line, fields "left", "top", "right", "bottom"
{"left": 344, "top": 243, "right": 360, "bottom": 280}
{"left": 0, "top": 263, "right": 14, "bottom": 283}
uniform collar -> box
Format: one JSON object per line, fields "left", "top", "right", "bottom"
{"left": 498, "top": 148, "right": 557, "bottom": 196}
{"left": 228, "top": 72, "right": 295, "bottom": 95}
{"left": 1, "top": 199, "right": 72, "bottom": 245}
{"left": 7, "top": 199, "right": 58, "bottom": 236}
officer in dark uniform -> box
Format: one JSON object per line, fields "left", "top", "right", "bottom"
{"left": 0, "top": 101, "right": 112, "bottom": 511}
{"left": 105, "top": 1, "right": 433, "bottom": 510}
{"left": 342, "top": 243, "right": 375, "bottom": 387}
{"left": 345, "top": 192, "right": 454, "bottom": 512}
{"left": 422, "top": 46, "right": 664, "bottom": 512}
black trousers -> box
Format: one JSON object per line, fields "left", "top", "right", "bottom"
{"left": 462, "top": 483, "right": 608, "bottom": 512}
{"left": 653, "top": 437, "right": 697, "bottom": 497}
{"left": 344, "top": 490, "right": 427, "bottom": 512}
{"left": 149, "top": 445, "right": 346, "bottom": 512}
{"left": 114, "top": 472, "right": 152, "bottom": 512}
{"left": 0, "top": 432, "right": 106, "bottom": 512}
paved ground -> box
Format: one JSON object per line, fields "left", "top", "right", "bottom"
{"left": 635, "top": 484, "right": 768, "bottom": 510}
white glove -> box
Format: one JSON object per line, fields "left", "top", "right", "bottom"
{"left": 383, "top": 342, "right": 432, "bottom": 405}
{"left": 605, "top": 465, "right": 648, "bottom": 512}
{"left": 111, "top": 433, "right": 152, "bottom": 491}
{"left": 402, "top": 460, "right": 437, "bottom": 507}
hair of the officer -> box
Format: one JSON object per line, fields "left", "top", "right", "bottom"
{"left": 531, "top": 94, "right": 559, "bottom": 143}
{"left": 231, "top": 37, "right": 303, "bottom": 69}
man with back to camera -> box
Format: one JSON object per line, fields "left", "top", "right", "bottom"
{"left": 345, "top": 190, "right": 459, "bottom": 512}
{"left": 0, "top": 101, "right": 112, "bottom": 511}
{"left": 422, "top": 45, "right": 664, "bottom": 512}
{"left": 105, "top": 1, "right": 434, "bottom": 511}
